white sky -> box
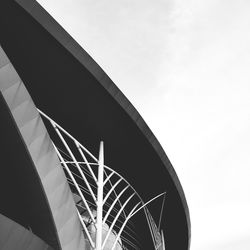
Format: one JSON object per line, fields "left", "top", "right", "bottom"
{"left": 37, "top": 0, "right": 250, "bottom": 249}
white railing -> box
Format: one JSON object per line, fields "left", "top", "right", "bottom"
{"left": 38, "top": 109, "right": 166, "bottom": 250}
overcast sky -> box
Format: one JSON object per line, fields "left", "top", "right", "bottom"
{"left": 37, "top": 0, "right": 250, "bottom": 249}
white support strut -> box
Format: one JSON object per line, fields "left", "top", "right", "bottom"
{"left": 161, "top": 230, "right": 166, "bottom": 250}
{"left": 53, "top": 124, "right": 97, "bottom": 203}
{"left": 102, "top": 193, "right": 135, "bottom": 249}
{"left": 95, "top": 141, "right": 104, "bottom": 250}
{"left": 38, "top": 109, "right": 167, "bottom": 250}
{"left": 111, "top": 202, "right": 140, "bottom": 250}
{"left": 53, "top": 144, "right": 96, "bottom": 224}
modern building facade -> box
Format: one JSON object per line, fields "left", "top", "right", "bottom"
{"left": 0, "top": 0, "right": 190, "bottom": 249}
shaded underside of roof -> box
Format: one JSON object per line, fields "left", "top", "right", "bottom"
{"left": 0, "top": 0, "right": 190, "bottom": 249}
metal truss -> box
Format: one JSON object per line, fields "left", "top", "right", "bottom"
{"left": 38, "top": 109, "right": 166, "bottom": 250}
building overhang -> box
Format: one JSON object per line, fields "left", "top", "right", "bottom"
{"left": 0, "top": 0, "right": 190, "bottom": 249}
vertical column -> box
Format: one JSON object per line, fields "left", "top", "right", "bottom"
{"left": 96, "top": 141, "right": 104, "bottom": 250}
{"left": 161, "top": 230, "right": 166, "bottom": 250}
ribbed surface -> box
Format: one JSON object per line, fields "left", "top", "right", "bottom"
{"left": 0, "top": 46, "right": 85, "bottom": 250}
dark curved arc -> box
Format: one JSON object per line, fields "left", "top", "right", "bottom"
{"left": 0, "top": 0, "right": 191, "bottom": 249}
{"left": 16, "top": 0, "right": 190, "bottom": 238}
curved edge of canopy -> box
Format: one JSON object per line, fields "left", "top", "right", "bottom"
{"left": 0, "top": 45, "right": 86, "bottom": 250}
{"left": 15, "top": 0, "right": 191, "bottom": 247}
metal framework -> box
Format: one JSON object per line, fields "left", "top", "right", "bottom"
{"left": 38, "top": 109, "right": 166, "bottom": 250}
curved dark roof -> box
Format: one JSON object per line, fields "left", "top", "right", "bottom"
{"left": 0, "top": 0, "right": 190, "bottom": 249}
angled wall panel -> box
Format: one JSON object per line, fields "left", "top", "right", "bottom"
{"left": 0, "top": 46, "right": 86, "bottom": 250}
{"left": 0, "top": 213, "right": 54, "bottom": 250}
